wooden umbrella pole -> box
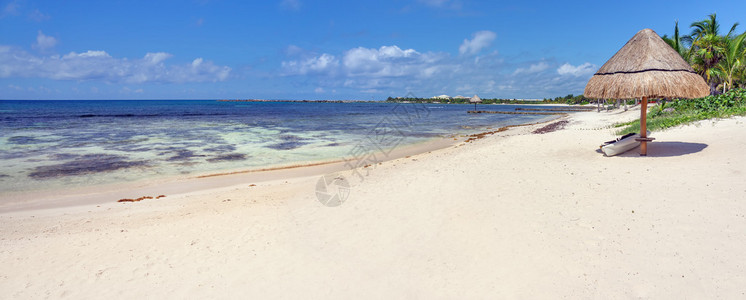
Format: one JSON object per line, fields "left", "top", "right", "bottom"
{"left": 640, "top": 96, "right": 648, "bottom": 156}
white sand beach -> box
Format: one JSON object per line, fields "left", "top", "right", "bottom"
{"left": 2, "top": 107, "right": 746, "bottom": 298}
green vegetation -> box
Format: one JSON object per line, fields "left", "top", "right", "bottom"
{"left": 661, "top": 13, "right": 746, "bottom": 93}
{"left": 612, "top": 14, "right": 746, "bottom": 135}
{"left": 616, "top": 88, "right": 746, "bottom": 135}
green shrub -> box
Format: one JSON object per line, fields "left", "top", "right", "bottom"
{"left": 616, "top": 88, "right": 746, "bottom": 135}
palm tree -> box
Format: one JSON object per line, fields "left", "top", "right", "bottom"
{"left": 691, "top": 33, "right": 725, "bottom": 91}
{"left": 716, "top": 32, "right": 746, "bottom": 92}
{"left": 687, "top": 13, "right": 740, "bottom": 93}
{"left": 662, "top": 21, "right": 691, "bottom": 60}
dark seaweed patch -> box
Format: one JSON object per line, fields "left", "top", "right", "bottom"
{"left": 279, "top": 134, "right": 304, "bottom": 141}
{"left": 0, "top": 150, "right": 46, "bottom": 160}
{"left": 28, "top": 154, "right": 148, "bottom": 179}
{"left": 156, "top": 146, "right": 184, "bottom": 154}
{"left": 49, "top": 153, "right": 81, "bottom": 160}
{"left": 266, "top": 141, "right": 306, "bottom": 150}
{"left": 206, "top": 153, "right": 246, "bottom": 162}
{"left": 167, "top": 150, "right": 205, "bottom": 161}
{"left": 116, "top": 147, "right": 152, "bottom": 152}
{"left": 202, "top": 144, "right": 236, "bottom": 153}
{"left": 8, "top": 136, "right": 40, "bottom": 145}
{"left": 266, "top": 134, "right": 308, "bottom": 150}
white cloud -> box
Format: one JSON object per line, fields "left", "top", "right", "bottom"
{"left": 284, "top": 45, "right": 304, "bottom": 56}
{"left": 143, "top": 52, "right": 172, "bottom": 64}
{"left": 33, "top": 31, "right": 57, "bottom": 51}
{"left": 282, "top": 45, "right": 449, "bottom": 88}
{"left": 342, "top": 45, "right": 423, "bottom": 76}
{"left": 514, "top": 61, "right": 549, "bottom": 74}
{"left": 314, "top": 87, "right": 324, "bottom": 93}
{"left": 280, "top": 43, "right": 596, "bottom": 98}
{"left": 29, "top": 9, "right": 49, "bottom": 21}
{"left": 64, "top": 50, "right": 109, "bottom": 58}
{"left": 557, "top": 62, "right": 597, "bottom": 77}
{"left": 281, "top": 53, "right": 338, "bottom": 75}
{"left": 459, "top": 30, "right": 496, "bottom": 56}
{"left": 0, "top": 46, "right": 231, "bottom": 83}
{"left": 280, "top": 0, "right": 301, "bottom": 11}
{"left": 1, "top": 1, "right": 20, "bottom": 17}
{"left": 1, "top": 1, "right": 49, "bottom": 20}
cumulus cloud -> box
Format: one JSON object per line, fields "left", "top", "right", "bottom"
{"left": 279, "top": 39, "right": 597, "bottom": 98}
{"left": 282, "top": 45, "right": 449, "bottom": 83}
{"left": 557, "top": 62, "right": 597, "bottom": 77}
{"left": 514, "top": 61, "right": 549, "bottom": 74}
{"left": 343, "top": 45, "right": 424, "bottom": 76}
{"left": 143, "top": 52, "right": 172, "bottom": 64}
{"left": 281, "top": 53, "right": 338, "bottom": 75}
{"left": 459, "top": 30, "right": 496, "bottom": 56}
{"left": 32, "top": 31, "right": 57, "bottom": 51}
{"left": 0, "top": 46, "right": 231, "bottom": 83}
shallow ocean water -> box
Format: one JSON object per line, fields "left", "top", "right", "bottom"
{"left": 0, "top": 100, "right": 561, "bottom": 193}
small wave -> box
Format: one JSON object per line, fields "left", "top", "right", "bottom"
{"left": 75, "top": 112, "right": 232, "bottom": 118}
{"left": 79, "top": 114, "right": 136, "bottom": 118}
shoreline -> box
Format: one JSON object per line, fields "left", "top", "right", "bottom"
{"left": 0, "top": 135, "right": 453, "bottom": 213}
{"left": 0, "top": 114, "right": 565, "bottom": 213}
{"left": 2, "top": 108, "right": 745, "bottom": 298}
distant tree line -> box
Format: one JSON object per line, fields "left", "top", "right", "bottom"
{"left": 385, "top": 94, "right": 594, "bottom": 105}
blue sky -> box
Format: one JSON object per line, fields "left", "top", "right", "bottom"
{"left": 1, "top": 0, "right": 744, "bottom": 100}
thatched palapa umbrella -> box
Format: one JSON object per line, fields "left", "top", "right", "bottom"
{"left": 469, "top": 94, "right": 482, "bottom": 111}
{"left": 584, "top": 28, "right": 709, "bottom": 156}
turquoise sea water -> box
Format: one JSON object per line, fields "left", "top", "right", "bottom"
{"left": 0, "top": 100, "right": 562, "bottom": 193}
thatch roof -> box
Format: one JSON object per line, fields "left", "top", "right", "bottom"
{"left": 469, "top": 95, "right": 482, "bottom": 103}
{"left": 584, "top": 28, "right": 709, "bottom": 99}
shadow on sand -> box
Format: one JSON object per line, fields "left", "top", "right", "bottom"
{"left": 597, "top": 141, "right": 708, "bottom": 158}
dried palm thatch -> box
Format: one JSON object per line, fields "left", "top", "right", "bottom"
{"left": 469, "top": 94, "right": 482, "bottom": 110}
{"left": 584, "top": 28, "right": 709, "bottom": 99}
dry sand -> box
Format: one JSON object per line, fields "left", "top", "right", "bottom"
{"left": 2, "top": 107, "right": 745, "bottom": 298}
